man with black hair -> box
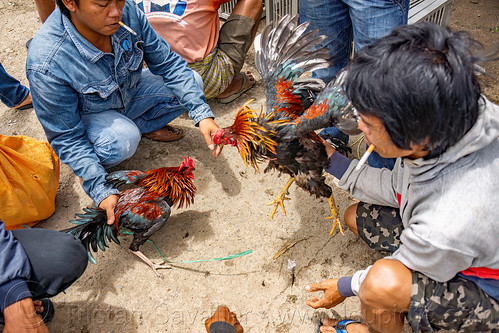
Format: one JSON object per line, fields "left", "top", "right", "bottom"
{"left": 306, "top": 22, "right": 499, "bottom": 332}
{"left": 27, "top": 0, "right": 222, "bottom": 226}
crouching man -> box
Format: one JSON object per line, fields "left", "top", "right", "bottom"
{"left": 27, "top": 0, "right": 221, "bottom": 225}
{"left": 307, "top": 22, "right": 499, "bottom": 332}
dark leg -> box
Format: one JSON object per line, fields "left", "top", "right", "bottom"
{"left": 215, "top": 0, "right": 262, "bottom": 100}
{"left": 12, "top": 228, "right": 88, "bottom": 299}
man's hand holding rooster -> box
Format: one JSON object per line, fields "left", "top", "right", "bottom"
{"left": 99, "top": 194, "right": 119, "bottom": 226}
{"left": 199, "top": 117, "right": 223, "bottom": 157}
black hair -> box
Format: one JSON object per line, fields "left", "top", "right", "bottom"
{"left": 344, "top": 22, "right": 498, "bottom": 159}
{"left": 56, "top": 0, "right": 79, "bottom": 18}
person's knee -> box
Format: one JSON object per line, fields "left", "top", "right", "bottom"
{"left": 16, "top": 229, "right": 89, "bottom": 297}
{"left": 57, "top": 233, "right": 88, "bottom": 281}
{"left": 344, "top": 203, "right": 359, "bottom": 235}
{"left": 359, "top": 259, "right": 412, "bottom": 310}
{"left": 38, "top": 233, "right": 88, "bottom": 297}
{"left": 93, "top": 120, "right": 141, "bottom": 167}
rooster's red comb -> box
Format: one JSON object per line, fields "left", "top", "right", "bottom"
{"left": 180, "top": 156, "right": 195, "bottom": 170}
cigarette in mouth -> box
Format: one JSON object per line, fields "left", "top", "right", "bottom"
{"left": 355, "top": 144, "right": 375, "bottom": 171}
{"left": 118, "top": 21, "right": 137, "bottom": 36}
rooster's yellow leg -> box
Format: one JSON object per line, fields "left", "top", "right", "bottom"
{"left": 266, "top": 177, "right": 295, "bottom": 219}
{"left": 326, "top": 195, "right": 344, "bottom": 236}
{"left": 132, "top": 250, "right": 172, "bottom": 277}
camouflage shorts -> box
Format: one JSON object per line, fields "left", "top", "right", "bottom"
{"left": 356, "top": 202, "right": 499, "bottom": 332}
{"left": 356, "top": 202, "right": 403, "bottom": 254}
{"left": 409, "top": 272, "right": 499, "bottom": 332}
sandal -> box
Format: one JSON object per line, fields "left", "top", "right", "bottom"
{"left": 14, "top": 102, "right": 33, "bottom": 110}
{"left": 143, "top": 124, "right": 184, "bottom": 142}
{"left": 216, "top": 72, "right": 255, "bottom": 104}
{"left": 331, "top": 319, "right": 362, "bottom": 333}
{"left": 38, "top": 298, "right": 55, "bottom": 324}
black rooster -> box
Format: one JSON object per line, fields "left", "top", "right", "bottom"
{"left": 213, "top": 15, "right": 359, "bottom": 235}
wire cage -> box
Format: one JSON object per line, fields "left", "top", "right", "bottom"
{"left": 264, "top": 0, "right": 298, "bottom": 26}
{"left": 218, "top": 1, "right": 238, "bottom": 20}
{"left": 408, "top": 0, "right": 455, "bottom": 26}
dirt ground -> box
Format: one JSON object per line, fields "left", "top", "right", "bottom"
{"left": 0, "top": 0, "right": 497, "bottom": 332}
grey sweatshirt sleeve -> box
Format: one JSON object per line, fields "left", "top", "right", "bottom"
{"left": 337, "top": 160, "right": 399, "bottom": 208}
{"left": 347, "top": 218, "right": 477, "bottom": 292}
{"left": 348, "top": 229, "right": 477, "bottom": 293}
{"left": 0, "top": 222, "right": 32, "bottom": 312}
{"left": 350, "top": 266, "right": 372, "bottom": 295}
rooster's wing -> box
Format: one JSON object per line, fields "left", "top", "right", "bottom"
{"left": 280, "top": 71, "right": 361, "bottom": 140}
{"left": 106, "top": 170, "right": 148, "bottom": 188}
{"left": 255, "top": 14, "right": 331, "bottom": 118}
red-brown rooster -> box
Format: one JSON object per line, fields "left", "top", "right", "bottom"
{"left": 65, "top": 156, "right": 196, "bottom": 276}
{"left": 213, "top": 15, "right": 359, "bottom": 235}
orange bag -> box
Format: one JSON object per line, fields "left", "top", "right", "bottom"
{"left": 0, "top": 135, "right": 60, "bottom": 230}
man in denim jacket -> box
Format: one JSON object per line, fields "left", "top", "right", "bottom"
{"left": 27, "top": 0, "right": 221, "bottom": 225}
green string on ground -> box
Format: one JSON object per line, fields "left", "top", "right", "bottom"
{"left": 120, "top": 230, "right": 252, "bottom": 264}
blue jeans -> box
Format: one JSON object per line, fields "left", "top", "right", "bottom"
{"left": 299, "top": 0, "right": 410, "bottom": 83}
{"left": 82, "top": 69, "right": 203, "bottom": 168}
{"left": 0, "top": 62, "right": 29, "bottom": 108}
{"left": 300, "top": 0, "right": 408, "bottom": 169}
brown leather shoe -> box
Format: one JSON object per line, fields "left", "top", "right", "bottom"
{"left": 143, "top": 125, "right": 184, "bottom": 142}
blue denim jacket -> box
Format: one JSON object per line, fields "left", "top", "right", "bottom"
{"left": 27, "top": 0, "right": 214, "bottom": 205}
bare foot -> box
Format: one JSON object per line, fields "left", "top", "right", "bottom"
{"left": 13, "top": 92, "right": 32, "bottom": 109}
{"left": 216, "top": 71, "right": 255, "bottom": 100}
{"left": 321, "top": 318, "right": 369, "bottom": 333}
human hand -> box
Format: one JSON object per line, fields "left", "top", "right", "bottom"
{"left": 98, "top": 194, "right": 119, "bottom": 225}
{"left": 318, "top": 136, "right": 337, "bottom": 159}
{"left": 305, "top": 278, "right": 346, "bottom": 309}
{"left": 205, "top": 306, "right": 243, "bottom": 333}
{"left": 198, "top": 118, "right": 223, "bottom": 157}
{"left": 3, "top": 298, "right": 49, "bottom": 333}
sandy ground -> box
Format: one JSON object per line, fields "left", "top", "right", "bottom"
{"left": 0, "top": 0, "right": 498, "bottom": 332}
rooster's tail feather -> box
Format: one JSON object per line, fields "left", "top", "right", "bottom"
{"left": 63, "top": 207, "right": 120, "bottom": 264}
